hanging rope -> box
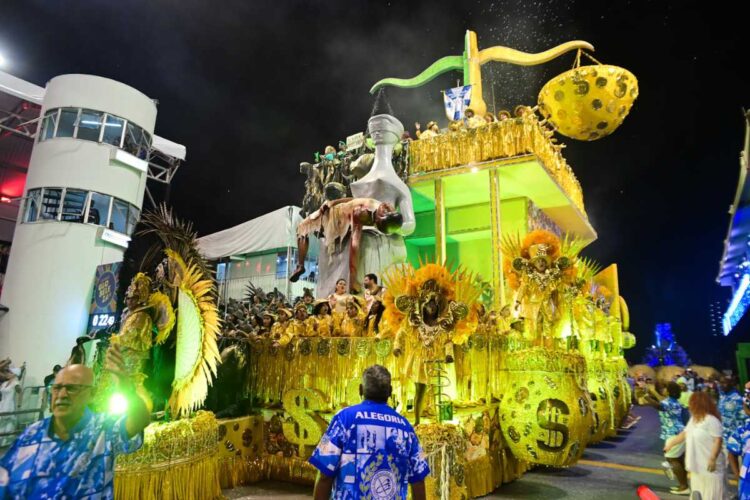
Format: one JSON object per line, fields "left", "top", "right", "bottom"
{"left": 572, "top": 49, "right": 604, "bottom": 68}
{"left": 580, "top": 50, "right": 605, "bottom": 66}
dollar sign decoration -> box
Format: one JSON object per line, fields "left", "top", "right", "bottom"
{"left": 282, "top": 388, "right": 329, "bottom": 455}
{"left": 536, "top": 398, "right": 570, "bottom": 452}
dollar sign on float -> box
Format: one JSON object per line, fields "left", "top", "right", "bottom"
{"left": 283, "top": 389, "right": 328, "bottom": 455}
{"left": 536, "top": 398, "right": 569, "bottom": 452}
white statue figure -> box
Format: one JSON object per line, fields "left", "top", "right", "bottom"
{"left": 293, "top": 113, "right": 416, "bottom": 295}
{"left": 350, "top": 114, "right": 415, "bottom": 235}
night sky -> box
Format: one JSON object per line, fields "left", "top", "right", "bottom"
{"left": 2, "top": 0, "right": 747, "bottom": 365}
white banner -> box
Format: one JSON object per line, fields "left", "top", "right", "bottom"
{"left": 443, "top": 85, "right": 472, "bottom": 121}
{"left": 346, "top": 132, "right": 364, "bottom": 151}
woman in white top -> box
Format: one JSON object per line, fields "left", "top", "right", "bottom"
{"left": 0, "top": 365, "right": 22, "bottom": 446}
{"left": 665, "top": 391, "right": 725, "bottom": 499}
{"left": 328, "top": 279, "right": 352, "bottom": 314}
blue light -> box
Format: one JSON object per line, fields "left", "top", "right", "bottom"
{"left": 723, "top": 273, "right": 750, "bottom": 335}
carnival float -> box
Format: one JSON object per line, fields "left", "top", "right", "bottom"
{"left": 99, "top": 29, "right": 640, "bottom": 499}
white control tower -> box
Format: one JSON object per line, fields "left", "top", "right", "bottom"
{"left": 0, "top": 74, "right": 175, "bottom": 382}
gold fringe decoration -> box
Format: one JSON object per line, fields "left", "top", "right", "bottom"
{"left": 408, "top": 116, "right": 586, "bottom": 216}
{"left": 500, "top": 448, "right": 531, "bottom": 484}
{"left": 264, "top": 455, "right": 319, "bottom": 485}
{"left": 465, "top": 455, "right": 501, "bottom": 498}
{"left": 246, "top": 334, "right": 496, "bottom": 410}
{"left": 114, "top": 450, "right": 221, "bottom": 500}
{"left": 114, "top": 411, "right": 221, "bottom": 500}
{"left": 416, "top": 423, "right": 469, "bottom": 500}
{"left": 247, "top": 337, "right": 401, "bottom": 410}
{"left": 218, "top": 455, "right": 266, "bottom": 489}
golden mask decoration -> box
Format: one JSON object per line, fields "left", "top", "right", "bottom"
{"left": 395, "top": 278, "right": 470, "bottom": 347}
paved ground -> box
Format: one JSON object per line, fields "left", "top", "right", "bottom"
{"left": 226, "top": 405, "right": 727, "bottom": 499}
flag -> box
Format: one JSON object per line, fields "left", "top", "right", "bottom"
{"left": 443, "top": 85, "right": 472, "bottom": 121}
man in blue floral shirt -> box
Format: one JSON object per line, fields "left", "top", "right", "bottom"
{"left": 728, "top": 381, "right": 750, "bottom": 500}
{"left": 310, "top": 365, "right": 429, "bottom": 500}
{"left": 644, "top": 381, "right": 689, "bottom": 495}
{"left": 720, "top": 376, "right": 746, "bottom": 443}
{"left": 0, "top": 345, "right": 150, "bottom": 499}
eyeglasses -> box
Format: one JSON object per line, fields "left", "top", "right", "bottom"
{"left": 50, "top": 384, "right": 92, "bottom": 395}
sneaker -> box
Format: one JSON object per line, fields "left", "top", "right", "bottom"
{"left": 669, "top": 487, "right": 690, "bottom": 495}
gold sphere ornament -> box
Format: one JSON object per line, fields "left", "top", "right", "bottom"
{"left": 538, "top": 62, "right": 638, "bottom": 141}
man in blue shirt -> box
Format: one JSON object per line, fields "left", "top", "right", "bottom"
{"left": 720, "top": 376, "right": 746, "bottom": 444}
{"left": 0, "top": 345, "right": 150, "bottom": 499}
{"left": 644, "top": 381, "right": 689, "bottom": 495}
{"left": 310, "top": 364, "right": 429, "bottom": 500}
{"left": 727, "top": 381, "right": 750, "bottom": 500}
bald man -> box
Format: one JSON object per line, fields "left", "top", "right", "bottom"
{"left": 0, "top": 345, "right": 150, "bottom": 498}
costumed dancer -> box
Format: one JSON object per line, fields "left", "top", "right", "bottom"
{"left": 384, "top": 264, "right": 478, "bottom": 424}
{"left": 366, "top": 297, "right": 388, "bottom": 338}
{"left": 257, "top": 311, "right": 275, "bottom": 337}
{"left": 271, "top": 308, "right": 293, "bottom": 347}
{"left": 464, "top": 108, "right": 486, "bottom": 129}
{"left": 95, "top": 273, "right": 174, "bottom": 413}
{"left": 289, "top": 303, "right": 315, "bottom": 338}
{"left": 503, "top": 231, "right": 583, "bottom": 348}
{"left": 339, "top": 297, "right": 365, "bottom": 337}
{"left": 312, "top": 299, "right": 335, "bottom": 337}
{"left": 415, "top": 120, "right": 439, "bottom": 140}
{"left": 393, "top": 289, "right": 455, "bottom": 423}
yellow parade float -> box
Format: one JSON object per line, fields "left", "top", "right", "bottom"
{"left": 105, "top": 28, "right": 639, "bottom": 499}
{"left": 202, "top": 29, "right": 639, "bottom": 499}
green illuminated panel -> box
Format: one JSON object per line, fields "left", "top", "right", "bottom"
{"left": 500, "top": 198, "right": 528, "bottom": 236}
{"left": 446, "top": 203, "right": 491, "bottom": 233}
{"left": 406, "top": 239, "right": 436, "bottom": 267}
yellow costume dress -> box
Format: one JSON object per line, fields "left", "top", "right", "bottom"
{"left": 313, "top": 314, "right": 335, "bottom": 337}
{"left": 288, "top": 318, "right": 315, "bottom": 338}
{"left": 271, "top": 321, "right": 293, "bottom": 346}
{"left": 339, "top": 313, "right": 364, "bottom": 337}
